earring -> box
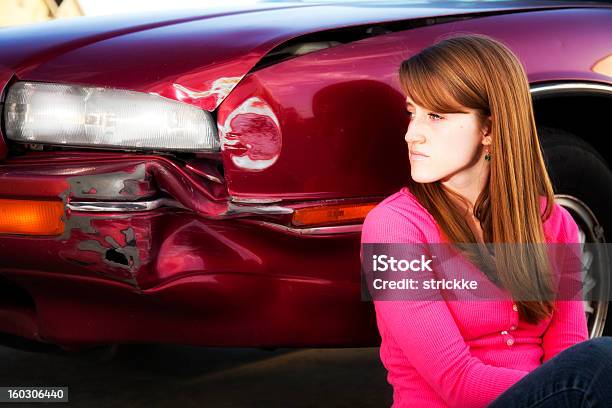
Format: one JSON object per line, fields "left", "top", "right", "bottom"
{"left": 484, "top": 147, "right": 491, "bottom": 161}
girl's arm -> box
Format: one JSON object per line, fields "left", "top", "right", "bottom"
{"left": 374, "top": 299, "right": 529, "bottom": 408}
{"left": 541, "top": 206, "right": 589, "bottom": 363}
{"left": 362, "top": 205, "right": 530, "bottom": 408}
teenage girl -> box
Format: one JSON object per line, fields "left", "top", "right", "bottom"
{"left": 361, "top": 34, "right": 612, "bottom": 408}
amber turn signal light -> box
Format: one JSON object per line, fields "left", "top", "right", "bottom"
{"left": 0, "top": 199, "right": 65, "bottom": 235}
{"left": 292, "top": 202, "right": 378, "bottom": 227}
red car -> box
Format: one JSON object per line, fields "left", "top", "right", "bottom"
{"left": 0, "top": 0, "right": 611, "bottom": 351}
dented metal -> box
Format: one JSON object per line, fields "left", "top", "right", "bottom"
{"left": 67, "top": 163, "right": 151, "bottom": 201}
{"left": 77, "top": 227, "right": 140, "bottom": 272}
{"left": 173, "top": 76, "right": 244, "bottom": 108}
{"left": 67, "top": 197, "right": 294, "bottom": 218}
{"left": 67, "top": 198, "right": 184, "bottom": 212}
{"left": 219, "top": 96, "right": 282, "bottom": 171}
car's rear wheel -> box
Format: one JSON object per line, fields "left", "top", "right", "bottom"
{"left": 539, "top": 126, "right": 611, "bottom": 337}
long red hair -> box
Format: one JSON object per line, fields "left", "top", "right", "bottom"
{"left": 399, "top": 34, "right": 556, "bottom": 324}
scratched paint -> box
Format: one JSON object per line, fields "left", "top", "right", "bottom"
{"left": 173, "top": 76, "right": 244, "bottom": 110}
{"left": 66, "top": 163, "right": 151, "bottom": 200}
{"left": 219, "top": 97, "right": 281, "bottom": 171}
{"left": 77, "top": 227, "right": 141, "bottom": 285}
{"left": 58, "top": 214, "right": 99, "bottom": 241}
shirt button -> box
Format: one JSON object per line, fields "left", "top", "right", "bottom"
{"left": 506, "top": 338, "right": 514, "bottom": 346}
{"left": 510, "top": 325, "right": 516, "bottom": 331}
{"left": 512, "top": 304, "right": 518, "bottom": 312}
{"left": 501, "top": 330, "right": 508, "bottom": 335}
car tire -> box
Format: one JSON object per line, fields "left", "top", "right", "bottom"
{"left": 538, "top": 126, "right": 611, "bottom": 337}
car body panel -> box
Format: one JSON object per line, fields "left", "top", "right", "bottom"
{"left": 0, "top": 2, "right": 611, "bottom": 347}
{"left": 219, "top": 8, "right": 612, "bottom": 200}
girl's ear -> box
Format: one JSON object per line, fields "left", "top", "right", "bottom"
{"left": 482, "top": 116, "right": 492, "bottom": 141}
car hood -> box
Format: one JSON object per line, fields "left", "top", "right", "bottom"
{"left": 0, "top": 0, "right": 600, "bottom": 110}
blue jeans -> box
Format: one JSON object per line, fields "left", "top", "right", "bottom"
{"left": 488, "top": 336, "right": 612, "bottom": 407}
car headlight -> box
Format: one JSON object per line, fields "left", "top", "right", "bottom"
{"left": 3, "top": 82, "right": 219, "bottom": 152}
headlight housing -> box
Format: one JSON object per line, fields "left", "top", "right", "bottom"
{"left": 3, "top": 82, "right": 219, "bottom": 152}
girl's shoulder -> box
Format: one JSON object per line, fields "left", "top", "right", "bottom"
{"left": 361, "top": 186, "right": 439, "bottom": 244}
{"left": 372, "top": 186, "right": 434, "bottom": 219}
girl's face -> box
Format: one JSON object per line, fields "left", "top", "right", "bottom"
{"left": 404, "top": 96, "right": 491, "bottom": 186}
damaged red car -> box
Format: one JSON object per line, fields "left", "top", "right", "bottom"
{"left": 1, "top": 0, "right": 611, "bottom": 351}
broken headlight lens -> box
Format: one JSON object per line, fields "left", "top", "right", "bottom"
{"left": 3, "top": 81, "right": 219, "bottom": 152}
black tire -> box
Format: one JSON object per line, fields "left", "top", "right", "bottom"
{"left": 539, "top": 126, "right": 612, "bottom": 337}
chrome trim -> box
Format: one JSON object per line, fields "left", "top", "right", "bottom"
{"left": 230, "top": 196, "right": 283, "bottom": 204}
{"left": 67, "top": 198, "right": 185, "bottom": 212}
{"left": 202, "top": 173, "right": 223, "bottom": 184}
{"left": 67, "top": 198, "right": 294, "bottom": 216}
{"left": 226, "top": 202, "right": 294, "bottom": 216}
{"left": 68, "top": 198, "right": 355, "bottom": 228}
{"left": 531, "top": 82, "right": 612, "bottom": 97}
{"left": 242, "top": 219, "right": 362, "bottom": 235}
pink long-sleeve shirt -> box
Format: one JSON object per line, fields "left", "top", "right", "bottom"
{"left": 360, "top": 186, "right": 588, "bottom": 408}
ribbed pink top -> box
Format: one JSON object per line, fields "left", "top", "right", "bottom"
{"left": 360, "top": 186, "right": 589, "bottom": 408}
